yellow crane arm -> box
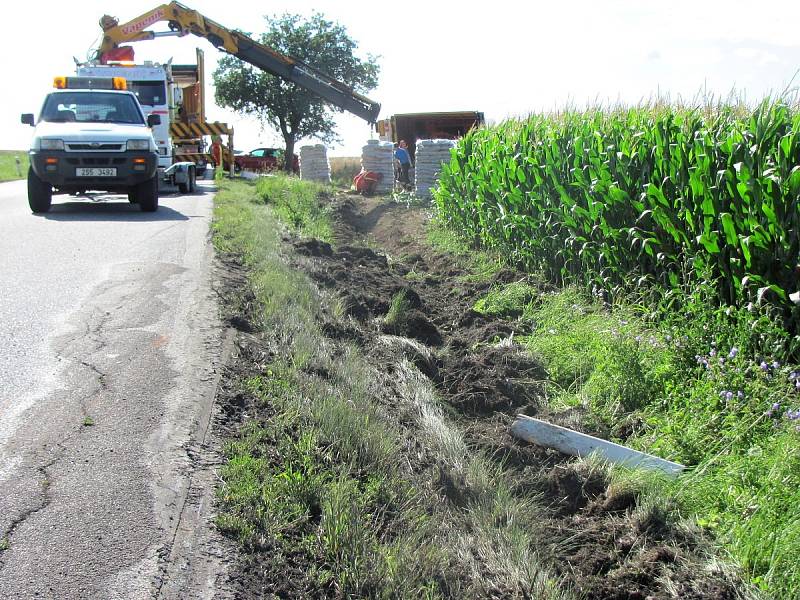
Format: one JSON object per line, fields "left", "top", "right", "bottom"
{"left": 96, "top": 1, "right": 380, "bottom": 122}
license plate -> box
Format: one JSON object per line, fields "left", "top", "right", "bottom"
{"left": 76, "top": 167, "right": 117, "bottom": 177}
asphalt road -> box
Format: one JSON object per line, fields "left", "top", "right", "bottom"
{"left": 0, "top": 179, "right": 231, "bottom": 599}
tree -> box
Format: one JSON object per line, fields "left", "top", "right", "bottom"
{"left": 213, "top": 13, "right": 379, "bottom": 172}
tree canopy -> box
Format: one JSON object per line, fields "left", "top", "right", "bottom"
{"left": 213, "top": 13, "right": 379, "bottom": 171}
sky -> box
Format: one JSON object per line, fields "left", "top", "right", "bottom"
{"left": 4, "top": 1, "right": 800, "bottom": 156}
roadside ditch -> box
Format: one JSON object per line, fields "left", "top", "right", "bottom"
{"left": 210, "top": 180, "right": 749, "bottom": 599}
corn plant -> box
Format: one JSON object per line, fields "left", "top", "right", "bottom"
{"left": 434, "top": 101, "right": 800, "bottom": 338}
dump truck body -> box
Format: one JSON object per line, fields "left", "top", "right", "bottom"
{"left": 377, "top": 111, "right": 484, "bottom": 160}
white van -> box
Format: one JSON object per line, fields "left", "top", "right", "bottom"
{"left": 21, "top": 76, "right": 160, "bottom": 213}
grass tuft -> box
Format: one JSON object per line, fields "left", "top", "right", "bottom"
{"left": 384, "top": 289, "right": 412, "bottom": 328}
{"left": 473, "top": 280, "right": 538, "bottom": 318}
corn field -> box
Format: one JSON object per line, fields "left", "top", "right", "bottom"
{"left": 434, "top": 101, "right": 800, "bottom": 328}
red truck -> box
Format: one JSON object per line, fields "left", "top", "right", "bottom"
{"left": 234, "top": 147, "right": 299, "bottom": 173}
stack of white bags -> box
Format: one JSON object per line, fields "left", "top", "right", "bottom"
{"left": 360, "top": 139, "right": 395, "bottom": 194}
{"left": 414, "top": 139, "right": 456, "bottom": 197}
{"left": 299, "top": 144, "right": 331, "bottom": 183}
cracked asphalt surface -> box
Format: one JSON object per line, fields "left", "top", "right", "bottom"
{"left": 0, "top": 179, "right": 231, "bottom": 599}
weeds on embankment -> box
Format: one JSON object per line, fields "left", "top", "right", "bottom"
{"left": 468, "top": 276, "right": 800, "bottom": 597}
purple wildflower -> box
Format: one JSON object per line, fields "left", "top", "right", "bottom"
{"left": 709, "top": 348, "right": 717, "bottom": 357}
{"left": 760, "top": 361, "right": 770, "bottom": 372}
{"left": 725, "top": 391, "right": 734, "bottom": 402}
{"left": 773, "top": 361, "right": 781, "bottom": 369}
{"left": 728, "top": 347, "right": 739, "bottom": 359}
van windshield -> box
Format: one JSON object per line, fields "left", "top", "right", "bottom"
{"left": 40, "top": 92, "right": 144, "bottom": 125}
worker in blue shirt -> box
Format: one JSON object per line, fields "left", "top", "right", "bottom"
{"left": 394, "top": 140, "right": 412, "bottom": 189}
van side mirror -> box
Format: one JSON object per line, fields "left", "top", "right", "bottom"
{"left": 21, "top": 113, "right": 34, "bottom": 126}
{"left": 147, "top": 114, "right": 161, "bottom": 127}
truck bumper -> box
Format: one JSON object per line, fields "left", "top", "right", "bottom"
{"left": 30, "top": 151, "right": 158, "bottom": 192}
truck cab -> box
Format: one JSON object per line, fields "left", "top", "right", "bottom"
{"left": 21, "top": 76, "right": 160, "bottom": 213}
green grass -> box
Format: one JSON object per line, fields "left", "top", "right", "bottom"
{"left": 426, "top": 215, "right": 502, "bottom": 282}
{"left": 0, "top": 151, "right": 28, "bottom": 182}
{"left": 254, "top": 173, "right": 333, "bottom": 242}
{"left": 212, "top": 178, "right": 572, "bottom": 599}
{"left": 473, "top": 280, "right": 538, "bottom": 318}
{"left": 474, "top": 280, "right": 800, "bottom": 597}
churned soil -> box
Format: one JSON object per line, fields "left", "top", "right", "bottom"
{"left": 214, "top": 191, "right": 743, "bottom": 599}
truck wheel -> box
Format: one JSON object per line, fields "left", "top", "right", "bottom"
{"left": 135, "top": 175, "right": 159, "bottom": 212}
{"left": 28, "top": 167, "right": 52, "bottom": 213}
{"left": 178, "top": 167, "right": 195, "bottom": 194}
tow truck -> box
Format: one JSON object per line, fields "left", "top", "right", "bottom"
{"left": 93, "top": 2, "right": 381, "bottom": 172}
{"left": 21, "top": 76, "right": 160, "bottom": 213}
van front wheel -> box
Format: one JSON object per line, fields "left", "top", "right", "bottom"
{"left": 28, "top": 167, "right": 52, "bottom": 213}
{"left": 135, "top": 175, "right": 159, "bottom": 212}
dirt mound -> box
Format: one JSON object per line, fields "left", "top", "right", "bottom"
{"left": 441, "top": 344, "right": 546, "bottom": 414}
{"left": 293, "top": 238, "right": 333, "bottom": 257}
{"left": 381, "top": 309, "right": 442, "bottom": 346}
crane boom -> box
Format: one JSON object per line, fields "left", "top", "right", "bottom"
{"left": 96, "top": 2, "right": 381, "bottom": 123}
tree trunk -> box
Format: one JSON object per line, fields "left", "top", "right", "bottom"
{"left": 283, "top": 135, "right": 296, "bottom": 174}
{"left": 278, "top": 115, "right": 296, "bottom": 175}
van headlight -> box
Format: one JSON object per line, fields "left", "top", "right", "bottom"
{"left": 40, "top": 139, "right": 64, "bottom": 150}
{"left": 127, "top": 139, "right": 151, "bottom": 151}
